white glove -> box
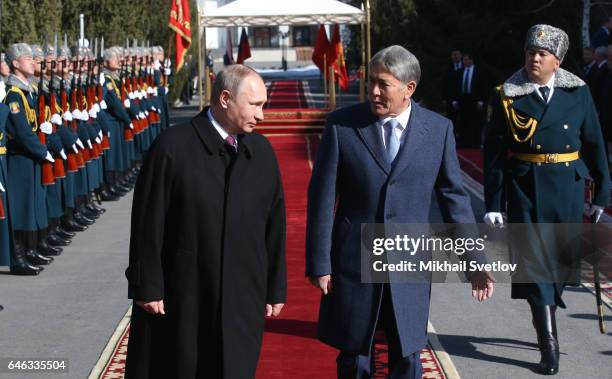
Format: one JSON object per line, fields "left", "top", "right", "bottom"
{"left": 452, "top": 101, "right": 459, "bottom": 110}
{"left": 165, "top": 87, "right": 169, "bottom": 95}
{"left": 45, "top": 151, "right": 55, "bottom": 162}
{"left": 151, "top": 106, "right": 157, "bottom": 112}
{"left": 93, "top": 103, "right": 101, "bottom": 113}
{"left": 164, "top": 58, "right": 171, "bottom": 68}
{"left": 147, "top": 87, "right": 154, "bottom": 95}
{"left": 129, "top": 122, "right": 134, "bottom": 130}
{"left": 72, "top": 109, "right": 82, "bottom": 120}
{"left": 60, "top": 149, "right": 67, "bottom": 160}
{"left": 63, "top": 111, "right": 73, "bottom": 122}
{"left": 0, "top": 81, "right": 6, "bottom": 103}
{"left": 39, "top": 121, "right": 53, "bottom": 135}
{"left": 99, "top": 72, "right": 106, "bottom": 85}
{"left": 139, "top": 112, "right": 146, "bottom": 119}
{"left": 98, "top": 130, "right": 103, "bottom": 140}
{"left": 88, "top": 108, "right": 97, "bottom": 119}
{"left": 107, "top": 131, "right": 110, "bottom": 138}
{"left": 128, "top": 92, "right": 135, "bottom": 100}
{"left": 100, "top": 100, "right": 108, "bottom": 110}
{"left": 153, "top": 60, "right": 161, "bottom": 70}
{"left": 82, "top": 111, "right": 90, "bottom": 121}
{"left": 95, "top": 136, "right": 101, "bottom": 144}
{"left": 164, "top": 68, "right": 171, "bottom": 76}
{"left": 87, "top": 140, "right": 93, "bottom": 149}
{"left": 72, "top": 144, "right": 78, "bottom": 153}
{"left": 0, "top": 180, "right": 5, "bottom": 192}
{"left": 123, "top": 99, "right": 131, "bottom": 108}
{"left": 51, "top": 113, "right": 63, "bottom": 126}
{"left": 483, "top": 212, "right": 504, "bottom": 227}
{"left": 76, "top": 138, "right": 84, "bottom": 149}
{"left": 477, "top": 101, "right": 484, "bottom": 110}
{"left": 585, "top": 204, "right": 605, "bottom": 224}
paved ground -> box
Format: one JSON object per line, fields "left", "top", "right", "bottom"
{"left": 0, "top": 93, "right": 610, "bottom": 379}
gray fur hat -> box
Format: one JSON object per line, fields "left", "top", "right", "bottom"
{"left": 6, "top": 43, "right": 33, "bottom": 63}
{"left": 30, "top": 44, "right": 44, "bottom": 58}
{"left": 103, "top": 47, "right": 121, "bottom": 60}
{"left": 58, "top": 46, "right": 72, "bottom": 59}
{"left": 524, "top": 24, "right": 569, "bottom": 61}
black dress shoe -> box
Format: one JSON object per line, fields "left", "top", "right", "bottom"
{"left": 47, "top": 233, "right": 71, "bottom": 247}
{"left": 99, "top": 189, "right": 120, "bottom": 201}
{"left": 25, "top": 250, "right": 53, "bottom": 265}
{"left": 86, "top": 203, "right": 106, "bottom": 214}
{"left": 38, "top": 240, "right": 63, "bottom": 256}
{"left": 74, "top": 212, "right": 95, "bottom": 226}
{"left": 55, "top": 227, "right": 76, "bottom": 239}
{"left": 80, "top": 207, "right": 100, "bottom": 220}
{"left": 11, "top": 263, "right": 43, "bottom": 275}
{"left": 63, "top": 219, "right": 88, "bottom": 232}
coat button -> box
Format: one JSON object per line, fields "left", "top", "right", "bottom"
{"left": 563, "top": 124, "right": 569, "bottom": 129}
{"left": 565, "top": 144, "right": 570, "bottom": 150}
{"left": 565, "top": 162, "right": 570, "bottom": 166}
{"left": 536, "top": 144, "right": 542, "bottom": 150}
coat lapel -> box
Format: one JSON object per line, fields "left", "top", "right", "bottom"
{"left": 389, "top": 103, "right": 430, "bottom": 179}
{"left": 356, "top": 109, "right": 390, "bottom": 175}
{"left": 538, "top": 88, "right": 579, "bottom": 129}
{"left": 510, "top": 92, "right": 546, "bottom": 122}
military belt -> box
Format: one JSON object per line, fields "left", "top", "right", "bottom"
{"left": 511, "top": 151, "right": 579, "bottom": 164}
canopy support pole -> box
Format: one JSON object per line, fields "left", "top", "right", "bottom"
{"left": 366, "top": 0, "right": 371, "bottom": 62}
{"left": 198, "top": 7, "right": 204, "bottom": 111}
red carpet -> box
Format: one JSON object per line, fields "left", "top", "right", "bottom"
{"left": 265, "top": 80, "right": 309, "bottom": 109}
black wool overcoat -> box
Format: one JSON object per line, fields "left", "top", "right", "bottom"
{"left": 124, "top": 108, "right": 287, "bottom": 379}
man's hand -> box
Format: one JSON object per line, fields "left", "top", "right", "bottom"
{"left": 451, "top": 100, "right": 459, "bottom": 110}
{"left": 136, "top": 300, "right": 165, "bottom": 315}
{"left": 470, "top": 271, "right": 495, "bottom": 302}
{"left": 483, "top": 212, "right": 504, "bottom": 227}
{"left": 308, "top": 275, "right": 332, "bottom": 295}
{"left": 265, "top": 303, "right": 284, "bottom": 317}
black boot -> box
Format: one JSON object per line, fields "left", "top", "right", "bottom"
{"left": 73, "top": 211, "right": 95, "bottom": 226}
{"left": 25, "top": 249, "right": 53, "bottom": 265}
{"left": 10, "top": 240, "right": 43, "bottom": 275}
{"left": 47, "top": 232, "right": 70, "bottom": 247}
{"left": 530, "top": 303, "right": 559, "bottom": 375}
{"left": 38, "top": 239, "right": 63, "bottom": 256}
{"left": 55, "top": 227, "right": 76, "bottom": 239}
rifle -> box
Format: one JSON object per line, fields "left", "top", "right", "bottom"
{"left": 86, "top": 58, "right": 101, "bottom": 160}
{"left": 60, "top": 58, "right": 78, "bottom": 172}
{"left": 70, "top": 53, "right": 85, "bottom": 168}
{"left": 97, "top": 38, "right": 110, "bottom": 151}
{"left": 37, "top": 59, "right": 55, "bottom": 185}
{"left": 48, "top": 59, "right": 66, "bottom": 179}
{"left": 120, "top": 55, "right": 134, "bottom": 142}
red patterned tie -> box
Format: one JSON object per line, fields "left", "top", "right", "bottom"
{"left": 225, "top": 135, "right": 237, "bottom": 152}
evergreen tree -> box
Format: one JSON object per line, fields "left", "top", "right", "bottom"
{"left": 1, "top": 0, "right": 39, "bottom": 51}
{"left": 34, "top": 0, "right": 62, "bottom": 45}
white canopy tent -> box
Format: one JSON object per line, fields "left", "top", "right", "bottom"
{"left": 197, "top": 0, "right": 372, "bottom": 109}
{"left": 201, "top": 0, "right": 365, "bottom": 27}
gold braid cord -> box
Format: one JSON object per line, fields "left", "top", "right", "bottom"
{"left": 498, "top": 86, "right": 538, "bottom": 143}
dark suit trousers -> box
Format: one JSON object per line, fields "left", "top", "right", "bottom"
{"left": 336, "top": 285, "right": 422, "bottom": 379}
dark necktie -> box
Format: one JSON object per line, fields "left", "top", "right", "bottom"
{"left": 538, "top": 86, "right": 550, "bottom": 103}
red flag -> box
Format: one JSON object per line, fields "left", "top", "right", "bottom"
{"left": 328, "top": 25, "right": 349, "bottom": 91}
{"left": 224, "top": 28, "right": 235, "bottom": 65}
{"left": 312, "top": 25, "right": 330, "bottom": 72}
{"left": 168, "top": 0, "right": 192, "bottom": 71}
{"left": 237, "top": 28, "right": 252, "bottom": 64}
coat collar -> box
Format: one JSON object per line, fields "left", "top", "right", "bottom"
{"left": 502, "top": 67, "right": 584, "bottom": 98}
{"left": 191, "top": 107, "right": 254, "bottom": 159}
{"left": 356, "top": 101, "right": 430, "bottom": 176}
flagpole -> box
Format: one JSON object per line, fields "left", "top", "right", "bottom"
{"left": 365, "top": 0, "right": 371, "bottom": 62}
{"left": 197, "top": 6, "right": 204, "bottom": 111}
{"left": 329, "top": 65, "right": 336, "bottom": 111}
{"left": 360, "top": 6, "right": 366, "bottom": 103}
{"left": 323, "top": 52, "right": 328, "bottom": 105}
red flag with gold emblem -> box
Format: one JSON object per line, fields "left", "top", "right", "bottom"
{"left": 328, "top": 25, "right": 349, "bottom": 91}
{"left": 168, "top": 0, "right": 192, "bottom": 71}
{"left": 312, "top": 25, "right": 330, "bottom": 72}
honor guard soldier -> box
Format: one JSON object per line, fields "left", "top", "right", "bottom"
{"left": 484, "top": 25, "right": 611, "bottom": 375}
{"left": 3, "top": 43, "right": 55, "bottom": 269}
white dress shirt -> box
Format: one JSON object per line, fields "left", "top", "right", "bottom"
{"left": 379, "top": 102, "right": 412, "bottom": 148}
{"left": 533, "top": 73, "right": 555, "bottom": 103}
{"left": 208, "top": 108, "right": 238, "bottom": 147}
